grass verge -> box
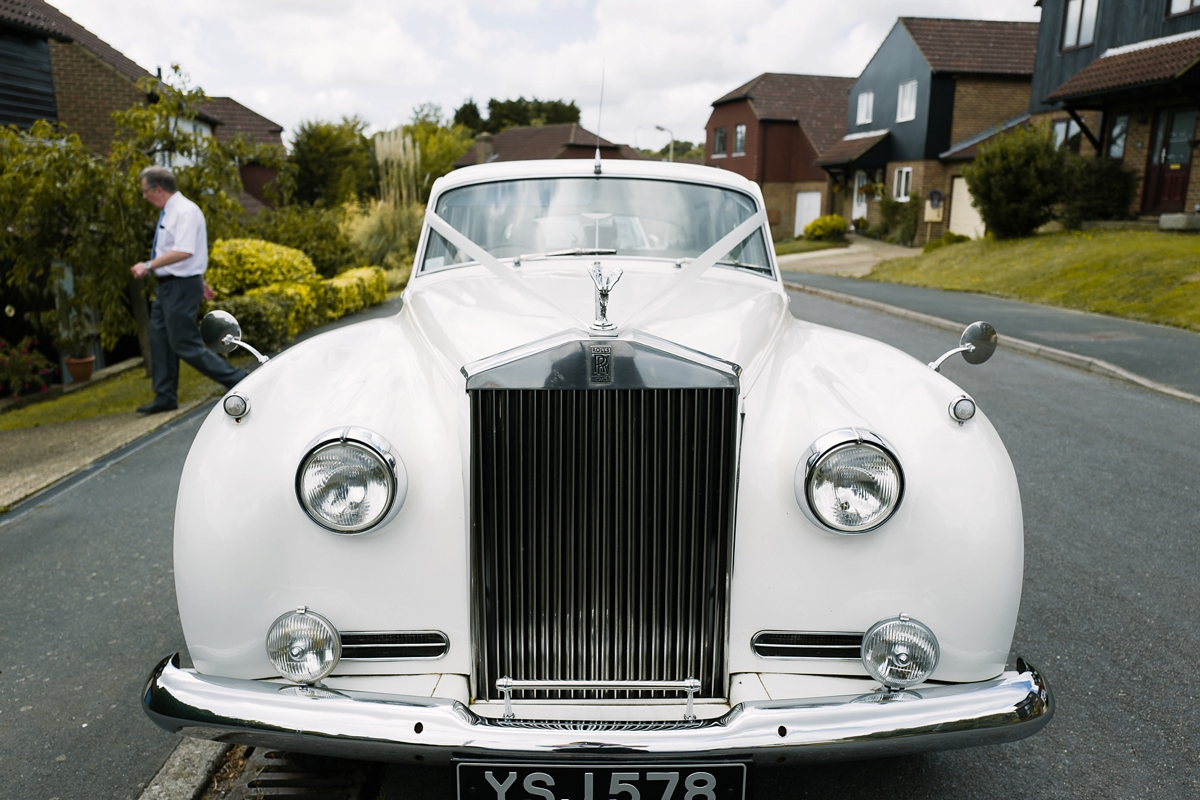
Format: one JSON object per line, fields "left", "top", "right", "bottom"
{"left": 774, "top": 238, "right": 850, "bottom": 256}
{"left": 866, "top": 230, "right": 1200, "bottom": 332}
{"left": 0, "top": 362, "right": 225, "bottom": 432}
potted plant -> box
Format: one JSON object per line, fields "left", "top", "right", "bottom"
{"left": 55, "top": 296, "right": 99, "bottom": 383}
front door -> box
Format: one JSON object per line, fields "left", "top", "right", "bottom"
{"left": 1144, "top": 106, "right": 1198, "bottom": 214}
{"left": 852, "top": 171, "right": 869, "bottom": 222}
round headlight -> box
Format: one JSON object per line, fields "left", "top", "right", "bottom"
{"left": 296, "top": 428, "right": 406, "bottom": 533}
{"left": 861, "top": 614, "right": 940, "bottom": 690}
{"left": 796, "top": 430, "right": 903, "bottom": 533}
{"left": 266, "top": 607, "right": 341, "bottom": 684}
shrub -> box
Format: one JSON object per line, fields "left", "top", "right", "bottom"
{"left": 962, "top": 124, "right": 1066, "bottom": 238}
{"left": 244, "top": 205, "right": 365, "bottom": 278}
{"left": 853, "top": 216, "right": 869, "bottom": 232}
{"left": 1060, "top": 155, "right": 1140, "bottom": 229}
{"left": 878, "top": 196, "right": 920, "bottom": 245}
{"left": 206, "top": 292, "right": 291, "bottom": 353}
{"left": 206, "top": 238, "right": 318, "bottom": 298}
{"left": 923, "top": 232, "right": 971, "bottom": 254}
{"left": 803, "top": 214, "right": 849, "bottom": 241}
{"left": 0, "top": 336, "right": 55, "bottom": 397}
{"left": 324, "top": 267, "right": 388, "bottom": 319}
{"left": 347, "top": 202, "right": 424, "bottom": 272}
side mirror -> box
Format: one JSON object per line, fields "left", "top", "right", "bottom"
{"left": 200, "top": 310, "right": 269, "bottom": 364}
{"left": 928, "top": 320, "right": 997, "bottom": 372}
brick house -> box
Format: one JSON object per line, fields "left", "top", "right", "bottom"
{"left": 0, "top": 0, "right": 282, "bottom": 204}
{"left": 454, "top": 123, "right": 642, "bottom": 167}
{"left": 1031, "top": 0, "right": 1200, "bottom": 218}
{"left": 704, "top": 73, "right": 856, "bottom": 240}
{"left": 817, "top": 18, "right": 1039, "bottom": 245}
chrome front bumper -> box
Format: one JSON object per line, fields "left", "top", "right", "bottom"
{"left": 142, "top": 654, "right": 1052, "bottom": 765}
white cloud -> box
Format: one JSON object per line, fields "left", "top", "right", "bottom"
{"left": 48, "top": 0, "right": 1040, "bottom": 150}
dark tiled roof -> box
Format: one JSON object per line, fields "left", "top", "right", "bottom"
{"left": 900, "top": 17, "right": 1039, "bottom": 76}
{"left": 712, "top": 73, "right": 856, "bottom": 153}
{"left": 0, "top": 0, "right": 61, "bottom": 37}
{"left": 455, "top": 124, "right": 631, "bottom": 167}
{"left": 1046, "top": 32, "right": 1200, "bottom": 102}
{"left": 204, "top": 96, "right": 284, "bottom": 145}
{"left": 0, "top": 0, "right": 151, "bottom": 84}
{"left": 814, "top": 131, "right": 889, "bottom": 166}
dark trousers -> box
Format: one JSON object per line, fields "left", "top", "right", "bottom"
{"left": 149, "top": 276, "right": 247, "bottom": 404}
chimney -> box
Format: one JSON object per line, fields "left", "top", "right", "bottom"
{"left": 475, "top": 132, "right": 494, "bottom": 164}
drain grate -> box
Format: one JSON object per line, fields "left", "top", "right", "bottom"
{"left": 202, "top": 747, "right": 384, "bottom": 799}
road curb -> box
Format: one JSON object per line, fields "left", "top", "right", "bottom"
{"left": 137, "top": 738, "right": 230, "bottom": 800}
{"left": 784, "top": 281, "right": 1200, "bottom": 406}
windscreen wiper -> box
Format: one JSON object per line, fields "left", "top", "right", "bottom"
{"left": 514, "top": 248, "right": 617, "bottom": 265}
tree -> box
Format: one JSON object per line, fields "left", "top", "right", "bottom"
{"left": 453, "top": 97, "right": 580, "bottom": 133}
{"left": 289, "top": 117, "right": 377, "bottom": 206}
{"left": 962, "top": 124, "right": 1067, "bottom": 239}
{"left": 401, "top": 104, "right": 473, "bottom": 203}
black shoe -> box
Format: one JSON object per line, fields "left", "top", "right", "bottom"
{"left": 137, "top": 399, "right": 178, "bottom": 414}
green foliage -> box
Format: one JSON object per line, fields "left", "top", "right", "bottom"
{"left": 206, "top": 239, "right": 317, "bottom": 298}
{"left": 0, "top": 336, "right": 55, "bottom": 397}
{"left": 401, "top": 105, "right": 473, "bottom": 203}
{"left": 962, "top": 123, "right": 1066, "bottom": 239}
{"left": 453, "top": 97, "right": 580, "bottom": 134}
{"left": 923, "top": 232, "right": 971, "bottom": 254}
{"left": 289, "top": 116, "right": 377, "bottom": 206}
{"left": 803, "top": 214, "right": 849, "bottom": 241}
{"left": 243, "top": 205, "right": 363, "bottom": 278}
{"left": 853, "top": 216, "right": 868, "bottom": 232}
{"left": 347, "top": 202, "right": 424, "bottom": 272}
{"left": 1060, "top": 155, "right": 1139, "bottom": 229}
{"left": 638, "top": 140, "right": 705, "bottom": 162}
{"left": 876, "top": 196, "right": 920, "bottom": 245}
{"left": 205, "top": 266, "right": 388, "bottom": 352}
{"left": 868, "top": 230, "right": 1200, "bottom": 332}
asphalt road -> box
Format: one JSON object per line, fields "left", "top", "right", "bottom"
{"left": 3, "top": 291, "right": 1198, "bottom": 798}
{"left": 0, "top": 410, "right": 205, "bottom": 799}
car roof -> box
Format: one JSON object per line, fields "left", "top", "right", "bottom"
{"left": 430, "top": 158, "right": 761, "bottom": 200}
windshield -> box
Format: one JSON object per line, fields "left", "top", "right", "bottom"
{"left": 421, "top": 177, "right": 771, "bottom": 275}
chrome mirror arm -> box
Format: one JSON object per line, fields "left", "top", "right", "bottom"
{"left": 224, "top": 335, "right": 269, "bottom": 364}
{"left": 928, "top": 344, "right": 974, "bottom": 373}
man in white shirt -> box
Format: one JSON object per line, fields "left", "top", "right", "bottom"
{"left": 130, "top": 166, "right": 247, "bottom": 413}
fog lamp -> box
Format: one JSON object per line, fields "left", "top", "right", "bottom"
{"left": 266, "top": 607, "right": 341, "bottom": 684}
{"left": 861, "top": 614, "right": 939, "bottom": 690}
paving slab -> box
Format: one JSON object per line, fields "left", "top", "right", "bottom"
{"left": 776, "top": 235, "right": 919, "bottom": 277}
{"left": 784, "top": 271, "right": 1200, "bottom": 397}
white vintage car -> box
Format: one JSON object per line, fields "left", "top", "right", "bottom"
{"left": 143, "top": 157, "right": 1051, "bottom": 795}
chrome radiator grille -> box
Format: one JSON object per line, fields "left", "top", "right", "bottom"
{"left": 470, "top": 387, "right": 738, "bottom": 702}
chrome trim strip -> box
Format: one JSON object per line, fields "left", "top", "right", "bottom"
{"left": 497, "top": 678, "right": 702, "bottom": 722}
{"left": 143, "top": 654, "right": 1053, "bottom": 764}
{"left": 461, "top": 329, "right": 740, "bottom": 391}
{"left": 751, "top": 631, "right": 863, "bottom": 661}
{"left": 339, "top": 630, "right": 449, "bottom": 661}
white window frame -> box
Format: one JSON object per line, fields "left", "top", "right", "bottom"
{"left": 1171, "top": 0, "right": 1200, "bottom": 15}
{"left": 733, "top": 124, "right": 746, "bottom": 155}
{"left": 856, "top": 92, "right": 874, "bottom": 125}
{"left": 893, "top": 167, "right": 913, "bottom": 201}
{"left": 896, "top": 80, "right": 918, "bottom": 123}
{"left": 1062, "top": 0, "right": 1099, "bottom": 49}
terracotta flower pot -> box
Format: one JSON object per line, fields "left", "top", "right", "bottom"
{"left": 64, "top": 355, "right": 96, "bottom": 383}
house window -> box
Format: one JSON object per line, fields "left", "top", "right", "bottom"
{"left": 896, "top": 80, "right": 918, "bottom": 123}
{"left": 893, "top": 167, "right": 913, "bottom": 201}
{"left": 857, "top": 92, "right": 874, "bottom": 125}
{"left": 734, "top": 124, "right": 746, "bottom": 155}
{"left": 1169, "top": 0, "right": 1200, "bottom": 15}
{"left": 713, "top": 127, "right": 727, "bottom": 157}
{"left": 1053, "top": 119, "right": 1082, "bottom": 152}
{"left": 1062, "top": 0, "right": 1098, "bottom": 49}
{"left": 1108, "top": 114, "right": 1129, "bottom": 159}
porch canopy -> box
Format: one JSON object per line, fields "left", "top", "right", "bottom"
{"left": 814, "top": 130, "right": 890, "bottom": 173}
{"left": 1046, "top": 31, "right": 1200, "bottom": 109}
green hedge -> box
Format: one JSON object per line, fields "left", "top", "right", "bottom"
{"left": 205, "top": 266, "right": 388, "bottom": 353}
{"left": 207, "top": 238, "right": 318, "bottom": 298}
{"left": 803, "top": 214, "right": 848, "bottom": 241}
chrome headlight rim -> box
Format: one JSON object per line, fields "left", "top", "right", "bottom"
{"left": 795, "top": 428, "right": 904, "bottom": 534}
{"left": 861, "top": 614, "right": 940, "bottom": 690}
{"left": 265, "top": 607, "right": 342, "bottom": 684}
{"left": 295, "top": 426, "right": 407, "bottom": 534}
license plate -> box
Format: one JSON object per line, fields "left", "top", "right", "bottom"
{"left": 457, "top": 763, "right": 746, "bottom": 800}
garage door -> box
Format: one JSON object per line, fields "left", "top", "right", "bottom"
{"left": 949, "top": 177, "right": 985, "bottom": 238}
{"left": 794, "top": 191, "right": 822, "bottom": 238}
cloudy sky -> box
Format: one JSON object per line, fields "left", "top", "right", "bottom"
{"left": 51, "top": 0, "right": 1040, "bottom": 151}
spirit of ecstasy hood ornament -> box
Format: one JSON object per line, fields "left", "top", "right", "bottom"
{"left": 588, "top": 261, "right": 623, "bottom": 331}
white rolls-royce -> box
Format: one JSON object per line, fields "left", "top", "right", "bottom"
{"left": 143, "top": 157, "right": 1051, "bottom": 797}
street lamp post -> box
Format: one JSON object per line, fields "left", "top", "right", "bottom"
{"left": 655, "top": 125, "right": 675, "bottom": 162}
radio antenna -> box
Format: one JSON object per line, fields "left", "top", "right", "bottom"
{"left": 594, "top": 64, "right": 605, "bottom": 175}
